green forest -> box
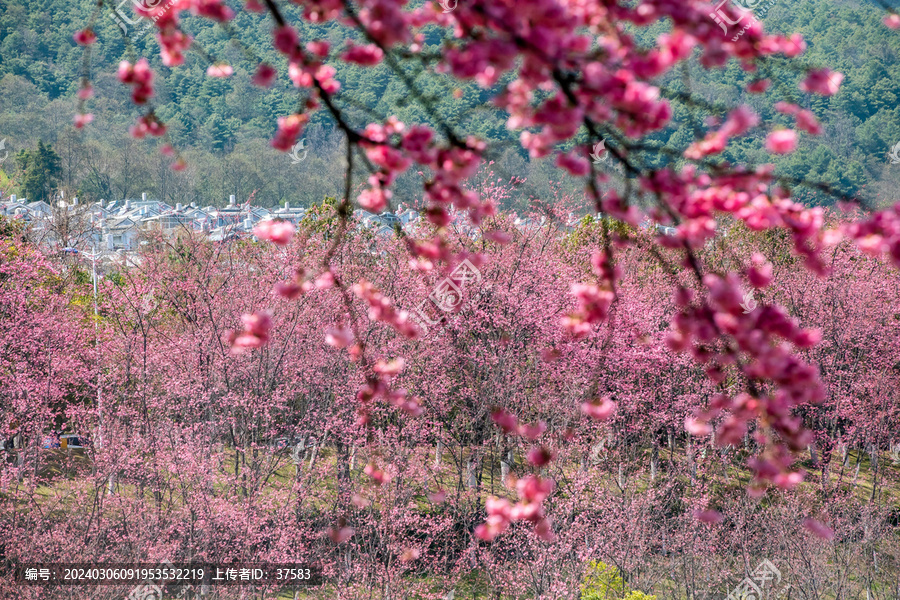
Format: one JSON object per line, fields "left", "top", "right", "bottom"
{"left": 0, "top": 0, "right": 898, "bottom": 210}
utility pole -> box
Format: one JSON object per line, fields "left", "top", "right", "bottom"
{"left": 80, "top": 245, "right": 103, "bottom": 450}
{"left": 81, "top": 244, "right": 116, "bottom": 494}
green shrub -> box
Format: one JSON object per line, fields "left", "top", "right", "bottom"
{"left": 580, "top": 560, "right": 657, "bottom": 600}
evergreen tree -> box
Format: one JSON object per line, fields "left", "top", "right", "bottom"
{"left": 16, "top": 140, "right": 61, "bottom": 203}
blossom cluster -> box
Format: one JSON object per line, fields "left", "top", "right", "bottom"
{"left": 675, "top": 270, "right": 824, "bottom": 489}
{"left": 476, "top": 476, "right": 557, "bottom": 543}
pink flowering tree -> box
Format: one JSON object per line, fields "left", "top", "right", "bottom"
{"left": 0, "top": 222, "right": 104, "bottom": 594}
{"left": 4, "top": 199, "right": 900, "bottom": 597}
{"left": 0, "top": 221, "right": 99, "bottom": 464}
{"left": 47, "top": 0, "right": 900, "bottom": 593}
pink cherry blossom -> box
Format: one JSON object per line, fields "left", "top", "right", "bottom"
{"left": 491, "top": 408, "right": 518, "bottom": 434}
{"left": 747, "top": 79, "right": 770, "bottom": 93}
{"left": 253, "top": 220, "right": 296, "bottom": 246}
{"left": 694, "top": 510, "right": 724, "bottom": 524}
{"left": 226, "top": 311, "right": 273, "bottom": 352}
{"left": 252, "top": 63, "right": 277, "bottom": 87}
{"left": 325, "top": 326, "right": 353, "bottom": 348}
{"left": 64, "top": 0, "right": 900, "bottom": 562}
{"left": 765, "top": 129, "right": 798, "bottom": 154}
{"left": 117, "top": 58, "right": 154, "bottom": 104}
{"left": 271, "top": 113, "right": 308, "bottom": 151}
{"left": 206, "top": 64, "right": 233, "bottom": 78}
{"left": 329, "top": 521, "right": 355, "bottom": 544}
{"left": 518, "top": 421, "right": 547, "bottom": 440}
{"left": 130, "top": 115, "right": 166, "bottom": 138}
{"left": 73, "top": 28, "right": 96, "bottom": 45}
{"left": 799, "top": 69, "right": 844, "bottom": 95}
{"left": 526, "top": 446, "right": 556, "bottom": 467}
{"left": 73, "top": 113, "right": 93, "bottom": 129}
{"left": 428, "top": 490, "right": 447, "bottom": 503}
{"left": 274, "top": 281, "right": 303, "bottom": 300}
{"left": 343, "top": 43, "right": 384, "bottom": 65}
{"left": 582, "top": 397, "right": 616, "bottom": 420}
{"left": 803, "top": 518, "right": 835, "bottom": 540}
{"left": 364, "top": 462, "right": 391, "bottom": 485}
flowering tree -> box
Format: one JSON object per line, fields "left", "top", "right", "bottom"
{"left": 0, "top": 219, "right": 104, "bottom": 593}
{"left": 3, "top": 199, "right": 900, "bottom": 598}
{"left": 0, "top": 218, "right": 98, "bottom": 458}
{"left": 5, "top": 0, "right": 893, "bottom": 594}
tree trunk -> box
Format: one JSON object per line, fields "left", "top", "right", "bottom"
{"left": 466, "top": 454, "right": 479, "bottom": 489}
{"left": 687, "top": 436, "right": 696, "bottom": 482}
{"left": 32, "top": 436, "right": 41, "bottom": 480}
{"left": 308, "top": 442, "right": 319, "bottom": 470}
{"left": 291, "top": 438, "right": 305, "bottom": 466}
{"left": 336, "top": 441, "right": 350, "bottom": 484}
{"left": 871, "top": 443, "right": 880, "bottom": 501}
{"left": 435, "top": 438, "right": 443, "bottom": 467}
{"left": 650, "top": 441, "right": 659, "bottom": 482}
{"left": 500, "top": 448, "right": 513, "bottom": 482}
{"left": 590, "top": 442, "right": 604, "bottom": 463}
{"left": 349, "top": 443, "right": 356, "bottom": 472}
{"left": 16, "top": 437, "right": 25, "bottom": 483}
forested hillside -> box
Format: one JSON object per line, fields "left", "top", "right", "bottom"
{"left": 0, "top": 0, "right": 898, "bottom": 209}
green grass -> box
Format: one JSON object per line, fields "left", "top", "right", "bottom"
{"left": 8, "top": 443, "right": 900, "bottom": 600}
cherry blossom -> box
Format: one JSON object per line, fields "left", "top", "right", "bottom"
{"left": 765, "top": 129, "right": 798, "bottom": 154}
{"left": 253, "top": 220, "right": 296, "bottom": 246}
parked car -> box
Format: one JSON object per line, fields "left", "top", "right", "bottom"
{"left": 42, "top": 435, "right": 61, "bottom": 449}
{"left": 60, "top": 434, "right": 90, "bottom": 449}
{"left": 272, "top": 436, "right": 307, "bottom": 451}
{"left": 272, "top": 438, "right": 292, "bottom": 450}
